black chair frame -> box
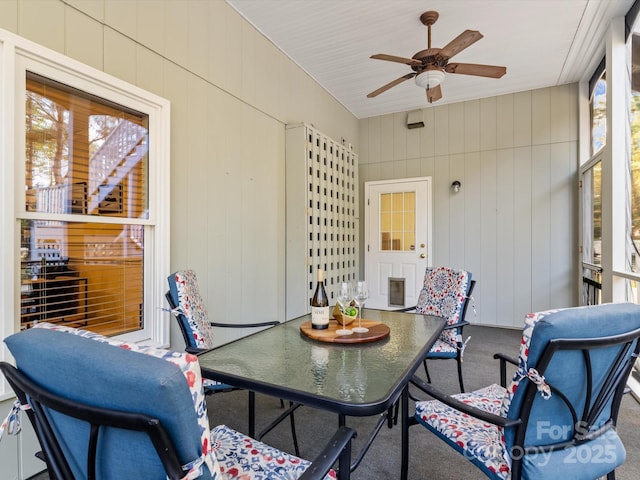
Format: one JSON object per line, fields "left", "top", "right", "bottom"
{"left": 164, "top": 291, "right": 280, "bottom": 354}
{"left": 164, "top": 291, "right": 301, "bottom": 456}
{"left": 1, "top": 361, "right": 356, "bottom": 480}
{"left": 396, "top": 279, "right": 476, "bottom": 393}
{"left": 388, "top": 279, "right": 476, "bottom": 427}
{"left": 407, "top": 326, "right": 640, "bottom": 480}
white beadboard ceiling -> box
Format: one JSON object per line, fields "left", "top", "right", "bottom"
{"left": 226, "top": 0, "right": 633, "bottom": 119}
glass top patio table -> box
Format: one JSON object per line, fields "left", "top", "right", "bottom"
{"left": 197, "top": 309, "right": 444, "bottom": 417}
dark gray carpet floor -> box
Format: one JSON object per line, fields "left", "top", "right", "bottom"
{"left": 29, "top": 324, "right": 640, "bottom": 479}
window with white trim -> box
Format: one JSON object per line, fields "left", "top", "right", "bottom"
{"left": 21, "top": 73, "right": 150, "bottom": 336}
{"left": 1, "top": 28, "right": 170, "bottom": 386}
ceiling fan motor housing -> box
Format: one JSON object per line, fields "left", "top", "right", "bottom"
{"left": 411, "top": 49, "right": 449, "bottom": 71}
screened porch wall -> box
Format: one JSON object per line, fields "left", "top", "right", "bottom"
{"left": 359, "top": 84, "right": 579, "bottom": 329}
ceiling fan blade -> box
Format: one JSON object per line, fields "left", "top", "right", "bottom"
{"left": 426, "top": 85, "right": 442, "bottom": 103}
{"left": 445, "top": 63, "right": 506, "bottom": 78}
{"left": 370, "top": 54, "right": 422, "bottom": 67}
{"left": 440, "top": 30, "right": 483, "bottom": 59}
{"left": 367, "top": 73, "right": 416, "bottom": 98}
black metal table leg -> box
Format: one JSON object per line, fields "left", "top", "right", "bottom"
{"left": 248, "top": 390, "right": 255, "bottom": 438}
{"left": 400, "top": 386, "right": 409, "bottom": 480}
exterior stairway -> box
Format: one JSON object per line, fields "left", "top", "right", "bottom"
{"left": 86, "top": 119, "right": 148, "bottom": 214}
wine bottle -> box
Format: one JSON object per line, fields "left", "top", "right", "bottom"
{"left": 311, "top": 268, "right": 330, "bottom": 329}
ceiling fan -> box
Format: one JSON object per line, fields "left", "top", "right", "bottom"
{"left": 367, "top": 10, "right": 506, "bottom": 104}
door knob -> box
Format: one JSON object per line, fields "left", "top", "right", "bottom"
{"left": 420, "top": 253, "right": 426, "bottom": 259}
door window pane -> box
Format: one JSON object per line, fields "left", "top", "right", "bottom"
{"left": 379, "top": 191, "right": 416, "bottom": 252}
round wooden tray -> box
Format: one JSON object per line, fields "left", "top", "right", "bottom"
{"left": 300, "top": 318, "right": 390, "bottom": 344}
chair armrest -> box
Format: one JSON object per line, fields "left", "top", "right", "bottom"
{"left": 409, "top": 375, "right": 521, "bottom": 429}
{"left": 210, "top": 320, "right": 280, "bottom": 328}
{"left": 164, "top": 294, "right": 279, "bottom": 330}
{"left": 185, "top": 346, "right": 210, "bottom": 355}
{"left": 393, "top": 305, "right": 417, "bottom": 313}
{"left": 493, "top": 353, "right": 518, "bottom": 387}
{"left": 442, "top": 320, "right": 470, "bottom": 331}
{"left": 493, "top": 352, "right": 518, "bottom": 365}
{"left": 298, "top": 426, "right": 357, "bottom": 480}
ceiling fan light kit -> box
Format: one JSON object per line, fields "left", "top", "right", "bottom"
{"left": 415, "top": 70, "right": 445, "bottom": 89}
{"left": 367, "top": 10, "right": 507, "bottom": 105}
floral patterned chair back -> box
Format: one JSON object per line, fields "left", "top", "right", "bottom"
{"left": 415, "top": 266, "right": 472, "bottom": 350}
{"left": 412, "top": 266, "right": 474, "bottom": 392}
{"left": 167, "top": 269, "right": 216, "bottom": 350}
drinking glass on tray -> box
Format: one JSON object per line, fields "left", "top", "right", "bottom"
{"left": 352, "top": 281, "right": 369, "bottom": 333}
{"left": 335, "top": 282, "right": 354, "bottom": 336}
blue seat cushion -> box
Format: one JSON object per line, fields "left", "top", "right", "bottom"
{"left": 5, "top": 327, "right": 211, "bottom": 480}
{"left": 521, "top": 432, "right": 625, "bottom": 480}
{"left": 503, "top": 303, "right": 640, "bottom": 449}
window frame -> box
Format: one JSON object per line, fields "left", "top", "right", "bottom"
{"left": 590, "top": 72, "right": 607, "bottom": 157}
{"left": 0, "top": 28, "right": 171, "bottom": 400}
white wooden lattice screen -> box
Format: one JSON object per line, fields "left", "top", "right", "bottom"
{"left": 286, "top": 124, "right": 358, "bottom": 319}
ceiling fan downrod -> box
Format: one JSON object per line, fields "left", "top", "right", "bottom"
{"left": 420, "top": 10, "right": 439, "bottom": 50}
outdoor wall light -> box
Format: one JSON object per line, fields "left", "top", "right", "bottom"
{"left": 451, "top": 180, "right": 461, "bottom": 193}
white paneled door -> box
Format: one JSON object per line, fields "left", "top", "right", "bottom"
{"left": 364, "top": 178, "right": 432, "bottom": 309}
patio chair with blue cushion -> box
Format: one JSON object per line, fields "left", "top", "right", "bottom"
{"left": 406, "top": 303, "right": 640, "bottom": 480}
{"left": 397, "top": 266, "right": 475, "bottom": 392}
{"left": 166, "top": 269, "right": 301, "bottom": 455}
{"left": 0, "top": 323, "right": 356, "bottom": 480}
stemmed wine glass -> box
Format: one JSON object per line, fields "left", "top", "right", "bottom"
{"left": 352, "top": 281, "right": 369, "bottom": 333}
{"left": 335, "top": 282, "right": 354, "bottom": 336}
